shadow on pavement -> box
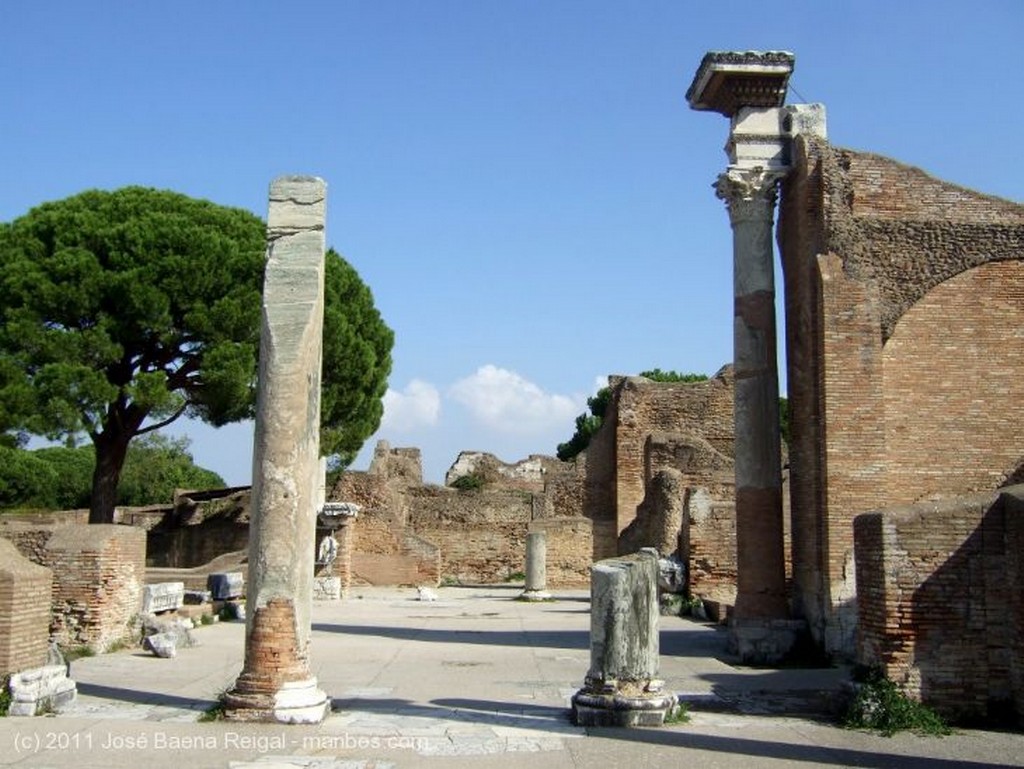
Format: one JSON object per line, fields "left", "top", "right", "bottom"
{"left": 312, "top": 623, "right": 589, "bottom": 650}
{"left": 76, "top": 682, "right": 216, "bottom": 710}
{"left": 588, "top": 726, "right": 1020, "bottom": 769}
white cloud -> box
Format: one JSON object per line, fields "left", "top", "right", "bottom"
{"left": 381, "top": 379, "right": 441, "bottom": 431}
{"left": 449, "top": 365, "right": 584, "bottom": 434}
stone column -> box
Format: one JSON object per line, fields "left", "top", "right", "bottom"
{"left": 715, "top": 168, "right": 789, "bottom": 622}
{"left": 571, "top": 549, "right": 678, "bottom": 727}
{"left": 520, "top": 530, "right": 550, "bottom": 601}
{"left": 225, "top": 176, "right": 330, "bottom": 724}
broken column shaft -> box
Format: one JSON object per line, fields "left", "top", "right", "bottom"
{"left": 571, "top": 549, "right": 677, "bottom": 726}
{"left": 520, "top": 530, "right": 551, "bottom": 601}
{"left": 225, "top": 176, "right": 330, "bottom": 723}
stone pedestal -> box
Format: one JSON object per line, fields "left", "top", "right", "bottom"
{"left": 520, "top": 531, "right": 551, "bottom": 601}
{"left": 207, "top": 572, "right": 244, "bottom": 601}
{"left": 224, "top": 176, "right": 329, "bottom": 724}
{"left": 142, "top": 581, "right": 185, "bottom": 614}
{"left": 8, "top": 665, "right": 77, "bottom": 716}
{"left": 571, "top": 550, "right": 678, "bottom": 726}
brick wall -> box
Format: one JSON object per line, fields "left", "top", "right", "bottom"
{"left": 584, "top": 371, "right": 743, "bottom": 605}
{"left": 407, "top": 486, "right": 533, "bottom": 583}
{"left": 779, "top": 137, "right": 1024, "bottom": 657}
{"left": 854, "top": 488, "right": 1024, "bottom": 723}
{"left": 43, "top": 525, "right": 146, "bottom": 652}
{"left": 0, "top": 538, "right": 52, "bottom": 677}
{"left": 338, "top": 440, "right": 591, "bottom": 587}
{"left": 528, "top": 517, "right": 591, "bottom": 587}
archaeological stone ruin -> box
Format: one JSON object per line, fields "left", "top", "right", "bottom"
{"left": 0, "top": 47, "right": 1021, "bottom": 731}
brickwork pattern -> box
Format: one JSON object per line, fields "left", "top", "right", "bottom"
{"left": 585, "top": 371, "right": 746, "bottom": 606}
{"left": 0, "top": 538, "right": 53, "bottom": 677}
{"left": 854, "top": 488, "right": 1024, "bottom": 722}
{"left": 529, "top": 517, "right": 592, "bottom": 587}
{"left": 40, "top": 524, "right": 146, "bottom": 652}
{"left": 234, "top": 598, "right": 309, "bottom": 694}
{"left": 779, "top": 136, "right": 1024, "bottom": 656}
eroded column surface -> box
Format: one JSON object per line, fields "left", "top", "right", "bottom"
{"left": 520, "top": 530, "right": 551, "bottom": 601}
{"left": 571, "top": 550, "right": 678, "bottom": 727}
{"left": 225, "top": 176, "right": 329, "bottom": 724}
{"left": 715, "top": 168, "right": 788, "bottom": 622}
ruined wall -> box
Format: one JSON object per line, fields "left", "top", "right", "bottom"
{"left": 337, "top": 440, "right": 590, "bottom": 587}
{"left": 445, "top": 451, "right": 564, "bottom": 492}
{"left": 145, "top": 491, "right": 250, "bottom": 568}
{"left": 0, "top": 538, "right": 52, "bottom": 677}
{"left": 584, "top": 371, "right": 742, "bottom": 604}
{"left": 9, "top": 524, "right": 147, "bottom": 652}
{"left": 854, "top": 488, "right": 1024, "bottom": 724}
{"left": 779, "top": 137, "right": 1024, "bottom": 656}
{"left": 619, "top": 468, "right": 683, "bottom": 557}
{"left": 48, "top": 525, "right": 146, "bottom": 651}
{"left": 406, "top": 486, "right": 533, "bottom": 583}
{"left": 528, "top": 517, "right": 591, "bottom": 587}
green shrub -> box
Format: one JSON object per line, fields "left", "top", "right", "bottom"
{"left": 0, "top": 675, "right": 10, "bottom": 716}
{"left": 843, "top": 671, "right": 951, "bottom": 736}
{"left": 451, "top": 473, "right": 485, "bottom": 491}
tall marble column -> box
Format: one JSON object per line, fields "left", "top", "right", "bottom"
{"left": 225, "top": 176, "right": 330, "bottom": 724}
{"left": 715, "top": 168, "right": 788, "bottom": 621}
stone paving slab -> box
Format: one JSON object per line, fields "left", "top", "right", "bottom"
{"left": 1, "top": 586, "right": 1022, "bottom": 769}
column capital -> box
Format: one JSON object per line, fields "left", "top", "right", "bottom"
{"left": 714, "top": 167, "right": 785, "bottom": 224}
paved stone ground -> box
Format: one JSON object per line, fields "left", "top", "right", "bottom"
{"left": 1, "top": 586, "right": 1021, "bottom": 768}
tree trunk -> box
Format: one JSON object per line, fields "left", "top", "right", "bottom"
{"left": 88, "top": 429, "right": 132, "bottom": 524}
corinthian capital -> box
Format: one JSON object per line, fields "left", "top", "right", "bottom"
{"left": 714, "top": 167, "right": 784, "bottom": 224}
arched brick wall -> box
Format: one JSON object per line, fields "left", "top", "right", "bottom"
{"left": 883, "top": 260, "right": 1024, "bottom": 502}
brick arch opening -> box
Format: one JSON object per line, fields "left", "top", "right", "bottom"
{"left": 882, "top": 259, "right": 1024, "bottom": 502}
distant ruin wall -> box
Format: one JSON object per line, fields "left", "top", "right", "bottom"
{"left": 854, "top": 488, "right": 1024, "bottom": 724}
{"left": 779, "top": 137, "right": 1024, "bottom": 656}
{"left": 406, "top": 486, "right": 533, "bottom": 584}
{"left": 528, "top": 517, "right": 591, "bottom": 588}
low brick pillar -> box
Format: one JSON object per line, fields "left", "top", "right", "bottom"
{"left": 0, "top": 538, "right": 52, "bottom": 677}
{"left": 44, "top": 524, "right": 145, "bottom": 652}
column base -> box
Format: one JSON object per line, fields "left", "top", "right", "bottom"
{"left": 518, "top": 589, "right": 552, "bottom": 601}
{"left": 571, "top": 683, "right": 679, "bottom": 727}
{"left": 728, "top": 617, "right": 807, "bottom": 665}
{"left": 224, "top": 677, "right": 330, "bottom": 724}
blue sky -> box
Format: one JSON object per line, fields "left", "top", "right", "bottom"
{"left": 3, "top": 2, "right": 1021, "bottom": 485}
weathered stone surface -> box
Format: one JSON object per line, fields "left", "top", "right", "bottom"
{"left": 226, "top": 176, "right": 329, "bottom": 724}
{"left": 141, "top": 581, "right": 185, "bottom": 614}
{"left": 572, "top": 549, "right": 677, "bottom": 727}
{"left": 587, "top": 550, "right": 660, "bottom": 683}
{"left": 183, "top": 589, "right": 212, "bottom": 605}
{"left": 207, "top": 572, "right": 244, "bottom": 601}
{"left": 143, "top": 632, "right": 177, "bottom": 659}
{"left": 141, "top": 614, "right": 199, "bottom": 649}
{"left": 8, "top": 664, "right": 77, "bottom": 715}
{"left": 313, "top": 576, "right": 341, "bottom": 601}
{"left": 520, "top": 531, "right": 550, "bottom": 600}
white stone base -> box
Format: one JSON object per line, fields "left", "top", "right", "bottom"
{"left": 519, "top": 589, "right": 552, "bottom": 601}
{"left": 313, "top": 576, "right": 342, "bottom": 601}
{"left": 272, "top": 678, "right": 330, "bottom": 724}
{"left": 8, "top": 665, "right": 77, "bottom": 716}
